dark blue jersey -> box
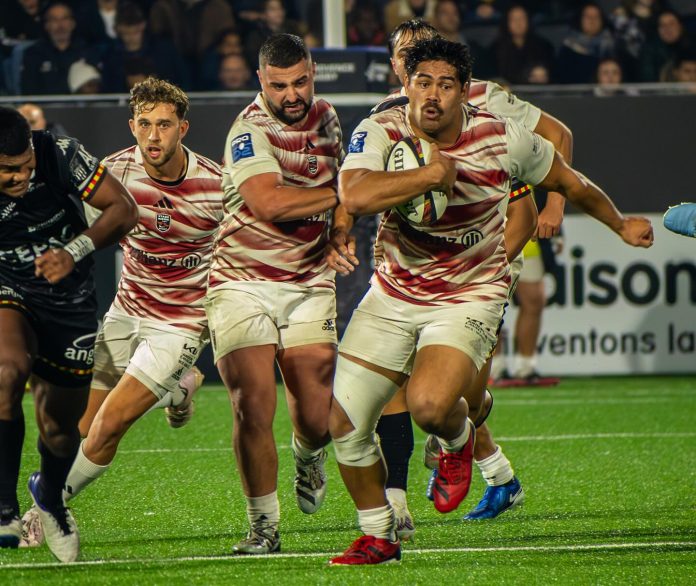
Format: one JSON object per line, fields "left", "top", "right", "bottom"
{"left": 0, "top": 131, "right": 105, "bottom": 304}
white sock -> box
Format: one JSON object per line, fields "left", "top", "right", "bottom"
{"left": 490, "top": 358, "right": 507, "bottom": 380}
{"left": 514, "top": 354, "right": 537, "bottom": 378}
{"left": 246, "top": 491, "right": 280, "bottom": 527}
{"left": 357, "top": 504, "right": 396, "bottom": 541}
{"left": 292, "top": 433, "right": 323, "bottom": 462}
{"left": 385, "top": 488, "right": 407, "bottom": 507}
{"left": 438, "top": 419, "right": 470, "bottom": 454}
{"left": 476, "top": 446, "right": 514, "bottom": 486}
{"left": 63, "top": 442, "right": 111, "bottom": 501}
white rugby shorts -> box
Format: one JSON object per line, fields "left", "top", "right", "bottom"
{"left": 91, "top": 305, "right": 209, "bottom": 399}
{"left": 205, "top": 281, "right": 337, "bottom": 362}
{"left": 339, "top": 286, "right": 504, "bottom": 373}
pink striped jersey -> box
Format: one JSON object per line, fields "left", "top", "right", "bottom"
{"left": 341, "top": 104, "right": 554, "bottom": 306}
{"left": 103, "top": 145, "right": 224, "bottom": 333}
{"left": 209, "top": 94, "right": 343, "bottom": 291}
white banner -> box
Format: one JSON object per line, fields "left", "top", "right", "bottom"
{"left": 499, "top": 213, "right": 695, "bottom": 375}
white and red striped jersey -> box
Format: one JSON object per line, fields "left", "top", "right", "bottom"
{"left": 341, "top": 104, "right": 554, "bottom": 306}
{"left": 209, "top": 93, "right": 343, "bottom": 290}
{"left": 104, "top": 146, "right": 224, "bottom": 333}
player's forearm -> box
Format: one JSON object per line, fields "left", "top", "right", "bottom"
{"left": 561, "top": 172, "right": 625, "bottom": 234}
{"left": 339, "top": 168, "right": 441, "bottom": 216}
{"left": 83, "top": 196, "right": 139, "bottom": 249}
{"left": 250, "top": 185, "right": 338, "bottom": 222}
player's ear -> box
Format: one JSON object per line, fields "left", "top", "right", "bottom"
{"left": 179, "top": 119, "right": 190, "bottom": 139}
{"left": 128, "top": 118, "right": 136, "bottom": 136}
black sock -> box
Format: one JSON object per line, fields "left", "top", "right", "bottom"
{"left": 376, "top": 412, "right": 414, "bottom": 491}
{"left": 37, "top": 437, "right": 79, "bottom": 509}
{"left": 0, "top": 416, "right": 25, "bottom": 517}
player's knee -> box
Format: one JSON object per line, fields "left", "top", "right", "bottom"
{"left": 0, "top": 360, "right": 31, "bottom": 414}
{"left": 230, "top": 389, "right": 275, "bottom": 431}
{"left": 409, "top": 395, "right": 451, "bottom": 434}
{"left": 333, "top": 426, "right": 381, "bottom": 467}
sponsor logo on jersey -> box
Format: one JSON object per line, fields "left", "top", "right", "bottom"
{"left": 321, "top": 319, "right": 335, "bottom": 331}
{"left": 64, "top": 332, "right": 97, "bottom": 365}
{"left": 0, "top": 201, "right": 17, "bottom": 221}
{"left": 156, "top": 213, "right": 171, "bottom": 232}
{"left": 307, "top": 154, "right": 318, "bottom": 175}
{"left": 231, "top": 133, "right": 254, "bottom": 162}
{"left": 154, "top": 197, "right": 175, "bottom": 209}
{"left": 181, "top": 253, "right": 201, "bottom": 269}
{"left": 461, "top": 229, "right": 483, "bottom": 249}
{"left": 348, "top": 131, "right": 367, "bottom": 154}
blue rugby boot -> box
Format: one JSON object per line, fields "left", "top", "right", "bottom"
{"left": 463, "top": 477, "right": 525, "bottom": 520}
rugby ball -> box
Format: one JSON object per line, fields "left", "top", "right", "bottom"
{"left": 386, "top": 137, "right": 448, "bottom": 226}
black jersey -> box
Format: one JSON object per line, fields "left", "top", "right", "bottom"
{"left": 0, "top": 131, "right": 105, "bottom": 304}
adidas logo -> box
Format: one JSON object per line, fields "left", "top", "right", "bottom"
{"left": 154, "top": 197, "right": 174, "bottom": 209}
{"left": 321, "top": 319, "right": 335, "bottom": 332}
{"left": 304, "top": 139, "right": 316, "bottom": 153}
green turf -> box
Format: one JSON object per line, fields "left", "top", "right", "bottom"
{"left": 1, "top": 377, "right": 695, "bottom": 584}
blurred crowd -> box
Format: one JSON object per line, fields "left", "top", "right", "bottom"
{"left": 1, "top": 0, "right": 695, "bottom": 96}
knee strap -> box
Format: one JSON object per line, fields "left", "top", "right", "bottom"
{"left": 332, "top": 355, "right": 399, "bottom": 467}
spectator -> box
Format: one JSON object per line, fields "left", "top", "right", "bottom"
{"left": 0, "top": 0, "right": 43, "bottom": 41}
{"left": 197, "top": 27, "right": 244, "bottom": 90}
{"left": 101, "top": 2, "right": 190, "bottom": 92}
{"left": 557, "top": 2, "right": 615, "bottom": 83}
{"left": 490, "top": 4, "right": 555, "bottom": 85}
{"left": 347, "top": 1, "right": 386, "bottom": 47}
{"left": 462, "top": 0, "right": 503, "bottom": 22}
{"left": 68, "top": 59, "right": 102, "bottom": 94}
{"left": 17, "top": 101, "right": 68, "bottom": 135}
{"left": 149, "top": 0, "right": 235, "bottom": 58}
{"left": 74, "top": 0, "right": 119, "bottom": 47}
{"left": 611, "top": 0, "right": 668, "bottom": 80}
{"left": 20, "top": 2, "right": 97, "bottom": 95}
{"left": 593, "top": 57, "right": 638, "bottom": 96}
{"left": 639, "top": 10, "right": 694, "bottom": 81}
{"left": 668, "top": 49, "right": 696, "bottom": 83}
{"left": 384, "top": 0, "right": 437, "bottom": 35}
{"left": 122, "top": 56, "right": 156, "bottom": 89}
{"left": 526, "top": 63, "right": 551, "bottom": 84}
{"left": 244, "top": 0, "right": 306, "bottom": 69}
{"left": 217, "top": 53, "right": 254, "bottom": 91}
{"left": 432, "top": 0, "right": 466, "bottom": 44}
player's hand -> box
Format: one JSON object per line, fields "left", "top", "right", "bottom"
{"left": 34, "top": 248, "right": 76, "bottom": 284}
{"left": 427, "top": 144, "right": 457, "bottom": 197}
{"left": 534, "top": 198, "right": 564, "bottom": 240}
{"left": 325, "top": 229, "right": 359, "bottom": 276}
{"left": 618, "top": 216, "right": 654, "bottom": 247}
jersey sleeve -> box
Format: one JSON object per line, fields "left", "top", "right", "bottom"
{"left": 53, "top": 136, "right": 105, "bottom": 202}
{"left": 223, "top": 120, "right": 281, "bottom": 192}
{"left": 340, "top": 118, "right": 392, "bottom": 172}
{"left": 486, "top": 81, "right": 542, "bottom": 130}
{"left": 506, "top": 118, "right": 555, "bottom": 187}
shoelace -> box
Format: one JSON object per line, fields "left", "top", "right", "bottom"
{"left": 439, "top": 451, "right": 466, "bottom": 484}
{"left": 297, "top": 453, "right": 325, "bottom": 489}
{"left": 47, "top": 505, "right": 74, "bottom": 535}
{"left": 246, "top": 523, "right": 277, "bottom": 546}
{"left": 343, "top": 536, "right": 379, "bottom": 560}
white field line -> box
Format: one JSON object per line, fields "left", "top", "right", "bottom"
{"left": 19, "top": 431, "right": 696, "bottom": 458}
{"left": 1, "top": 541, "right": 694, "bottom": 570}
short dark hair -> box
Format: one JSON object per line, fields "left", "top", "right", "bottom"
{"left": 388, "top": 19, "right": 440, "bottom": 57}
{"left": 258, "top": 33, "right": 310, "bottom": 69}
{"left": 129, "top": 77, "right": 189, "bottom": 120}
{"left": 115, "top": 1, "right": 146, "bottom": 27}
{"left": 42, "top": 1, "right": 73, "bottom": 22}
{"left": 404, "top": 38, "right": 472, "bottom": 86}
{"left": 0, "top": 106, "right": 32, "bottom": 156}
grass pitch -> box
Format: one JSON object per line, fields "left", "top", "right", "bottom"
{"left": 1, "top": 376, "right": 695, "bottom": 584}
